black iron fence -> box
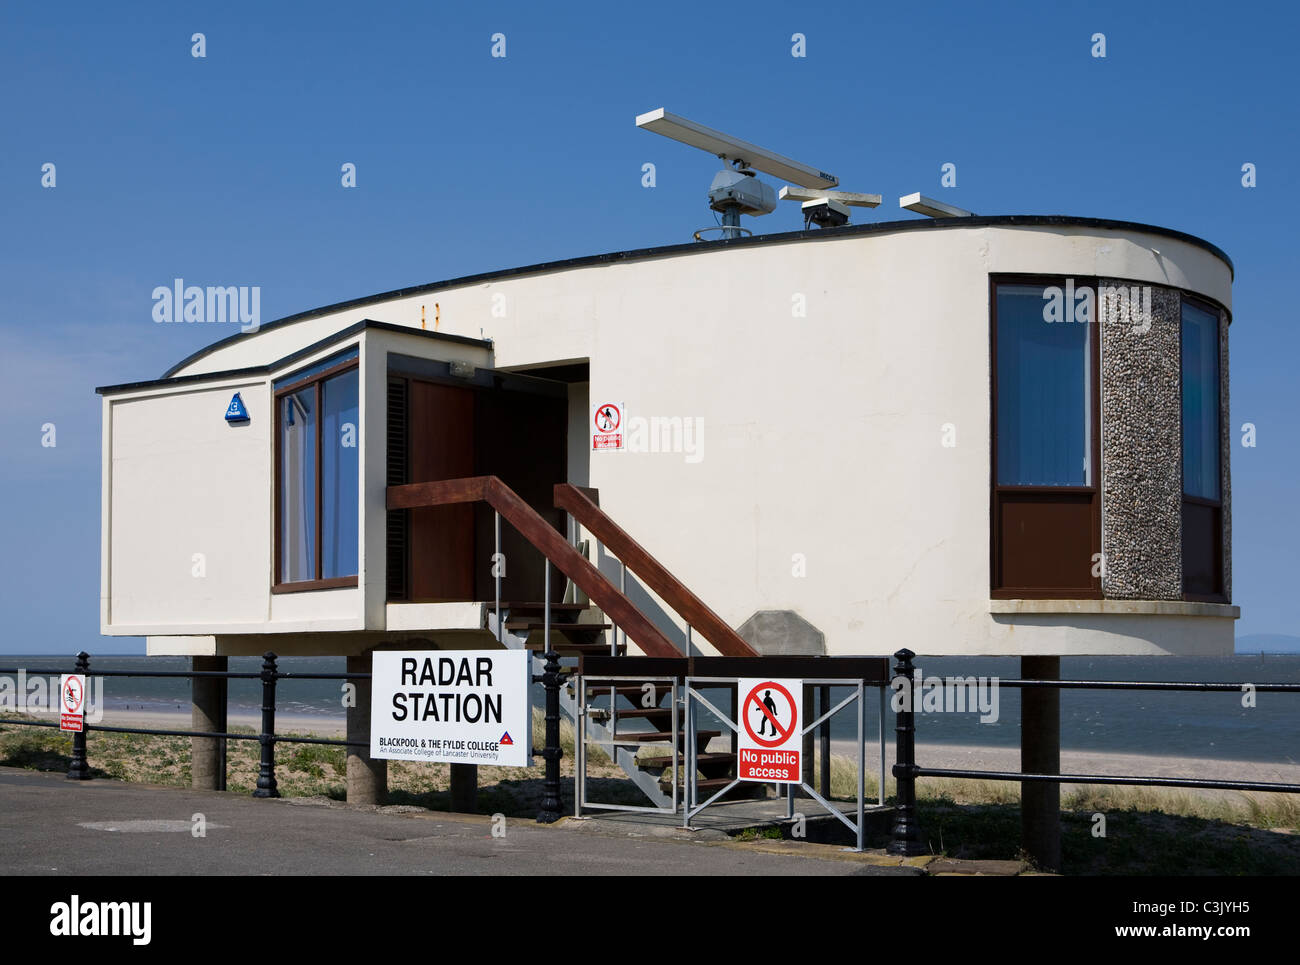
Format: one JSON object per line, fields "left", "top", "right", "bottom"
{"left": 0, "top": 652, "right": 367, "bottom": 799}
{"left": 0, "top": 649, "right": 570, "bottom": 821}
{"left": 6, "top": 648, "right": 1299, "bottom": 845}
{"left": 885, "top": 648, "right": 1300, "bottom": 855}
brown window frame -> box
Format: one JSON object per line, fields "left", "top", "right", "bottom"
{"left": 990, "top": 274, "right": 1102, "bottom": 599}
{"left": 272, "top": 356, "right": 361, "bottom": 594}
{"left": 1180, "top": 294, "right": 1227, "bottom": 603}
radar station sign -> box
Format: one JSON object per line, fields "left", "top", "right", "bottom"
{"left": 737, "top": 677, "right": 802, "bottom": 783}
{"left": 370, "top": 651, "right": 531, "bottom": 766}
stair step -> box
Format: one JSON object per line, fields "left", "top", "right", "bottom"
{"left": 613, "top": 729, "right": 721, "bottom": 745}
{"left": 526, "top": 640, "right": 626, "bottom": 656}
{"left": 606, "top": 685, "right": 673, "bottom": 701}
{"left": 673, "top": 778, "right": 767, "bottom": 802}
{"left": 637, "top": 751, "right": 736, "bottom": 769}
{"left": 604, "top": 706, "right": 673, "bottom": 722}
{"left": 693, "top": 777, "right": 745, "bottom": 792}
{"left": 501, "top": 602, "right": 589, "bottom": 622}
{"left": 576, "top": 684, "right": 671, "bottom": 706}
{"left": 506, "top": 621, "right": 612, "bottom": 635}
{"left": 587, "top": 705, "right": 671, "bottom": 723}
{"left": 501, "top": 601, "right": 589, "bottom": 610}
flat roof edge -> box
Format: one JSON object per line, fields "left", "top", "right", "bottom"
{"left": 98, "top": 320, "right": 491, "bottom": 395}
{"left": 159, "top": 215, "right": 1234, "bottom": 379}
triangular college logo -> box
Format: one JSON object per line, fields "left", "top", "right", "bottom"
{"left": 225, "top": 392, "right": 249, "bottom": 422}
{"left": 499, "top": 732, "right": 513, "bottom": 745}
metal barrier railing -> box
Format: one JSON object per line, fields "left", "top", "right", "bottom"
{"left": 1, "top": 645, "right": 574, "bottom": 823}
{"left": 886, "top": 647, "right": 1300, "bottom": 856}
{"left": 574, "top": 674, "right": 679, "bottom": 815}
{"left": 0, "top": 652, "right": 366, "bottom": 798}
{"left": 682, "top": 675, "right": 887, "bottom": 851}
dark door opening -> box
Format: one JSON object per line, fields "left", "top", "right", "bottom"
{"left": 388, "top": 367, "right": 569, "bottom": 604}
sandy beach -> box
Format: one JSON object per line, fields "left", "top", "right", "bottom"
{"left": 86, "top": 708, "right": 1300, "bottom": 788}
{"left": 832, "top": 738, "right": 1300, "bottom": 787}
{"left": 93, "top": 708, "right": 347, "bottom": 739}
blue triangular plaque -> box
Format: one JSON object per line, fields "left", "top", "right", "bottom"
{"left": 225, "top": 392, "right": 249, "bottom": 422}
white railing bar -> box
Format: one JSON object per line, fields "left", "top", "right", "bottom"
{"left": 801, "top": 690, "right": 859, "bottom": 735}
{"left": 684, "top": 687, "right": 738, "bottom": 733}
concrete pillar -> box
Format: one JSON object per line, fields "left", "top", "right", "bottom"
{"left": 346, "top": 654, "right": 387, "bottom": 805}
{"left": 191, "top": 656, "right": 227, "bottom": 791}
{"left": 450, "top": 763, "right": 478, "bottom": 812}
{"left": 1021, "top": 656, "right": 1061, "bottom": 872}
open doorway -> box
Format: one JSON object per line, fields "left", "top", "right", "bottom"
{"left": 386, "top": 358, "right": 571, "bottom": 604}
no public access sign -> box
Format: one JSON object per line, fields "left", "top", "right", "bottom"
{"left": 737, "top": 678, "right": 802, "bottom": 783}
{"left": 370, "top": 651, "right": 531, "bottom": 766}
{"left": 591, "top": 401, "right": 624, "bottom": 450}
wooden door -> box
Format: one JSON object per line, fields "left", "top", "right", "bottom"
{"left": 408, "top": 380, "right": 476, "bottom": 601}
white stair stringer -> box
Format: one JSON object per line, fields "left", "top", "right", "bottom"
{"left": 486, "top": 607, "right": 676, "bottom": 809}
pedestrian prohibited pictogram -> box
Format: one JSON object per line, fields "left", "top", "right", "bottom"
{"left": 737, "top": 677, "right": 802, "bottom": 783}
{"left": 591, "top": 402, "right": 624, "bottom": 451}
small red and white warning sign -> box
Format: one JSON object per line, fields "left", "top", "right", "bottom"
{"left": 60, "top": 674, "right": 86, "bottom": 733}
{"left": 591, "top": 402, "right": 624, "bottom": 451}
{"left": 737, "top": 678, "right": 802, "bottom": 783}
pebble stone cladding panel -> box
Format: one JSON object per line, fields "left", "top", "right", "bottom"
{"left": 1099, "top": 281, "right": 1183, "bottom": 599}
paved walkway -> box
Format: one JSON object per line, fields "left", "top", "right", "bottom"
{"left": 0, "top": 768, "right": 927, "bottom": 876}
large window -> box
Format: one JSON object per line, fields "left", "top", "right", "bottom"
{"left": 991, "top": 279, "right": 1100, "bottom": 597}
{"left": 1181, "top": 300, "right": 1223, "bottom": 599}
{"left": 274, "top": 351, "right": 360, "bottom": 591}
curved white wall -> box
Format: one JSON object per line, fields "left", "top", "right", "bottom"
{"left": 154, "top": 221, "right": 1235, "bottom": 655}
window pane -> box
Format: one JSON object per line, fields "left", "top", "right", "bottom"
{"left": 996, "top": 284, "right": 1092, "bottom": 486}
{"left": 1181, "top": 302, "right": 1220, "bottom": 501}
{"left": 272, "top": 349, "right": 358, "bottom": 390}
{"left": 321, "top": 369, "right": 360, "bottom": 579}
{"left": 280, "top": 387, "right": 316, "bottom": 582}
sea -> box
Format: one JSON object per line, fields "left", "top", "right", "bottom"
{"left": 3, "top": 653, "right": 1297, "bottom": 764}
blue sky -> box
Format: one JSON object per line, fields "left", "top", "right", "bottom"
{"left": 2, "top": 1, "right": 1296, "bottom": 654}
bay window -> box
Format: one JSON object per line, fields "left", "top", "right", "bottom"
{"left": 991, "top": 278, "right": 1100, "bottom": 597}
{"left": 274, "top": 351, "right": 360, "bottom": 591}
{"left": 1181, "top": 299, "right": 1223, "bottom": 599}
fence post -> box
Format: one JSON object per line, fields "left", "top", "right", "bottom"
{"left": 819, "top": 684, "right": 831, "bottom": 798}
{"left": 66, "top": 651, "right": 91, "bottom": 781}
{"left": 887, "top": 648, "right": 926, "bottom": 856}
{"left": 535, "top": 647, "right": 564, "bottom": 823}
{"left": 253, "top": 651, "right": 280, "bottom": 799}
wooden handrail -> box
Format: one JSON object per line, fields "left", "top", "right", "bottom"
{"left": 554, "top": 483, "right": 758, "bottom": 658}
{"left": 387, "top": 476, "right": 681, "bottom": 658}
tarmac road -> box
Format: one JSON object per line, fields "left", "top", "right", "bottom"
{"left": 0, "top": 768, "right": 916, "bottom": 876}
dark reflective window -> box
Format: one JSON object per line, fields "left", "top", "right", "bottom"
{"left": 321, "top": 369, "right": 360, "bottom": 579}
{"left": 996, "top": 284, "right": 1092, "bottom": 487}
{"left": 1181, "top": 302, "right": 1220, "bottom": 501}
{"left": 279, "top": 387, "right": 317, "bottom": 583}
{"left": 275, "top": 352, "right": 359, "bottom": 586}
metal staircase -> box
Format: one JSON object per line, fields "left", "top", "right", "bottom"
{"left": 488, "top": 600, "right": 684, "bottom": 807}
{"left": 387, "top": 475, "right": 761, "bottom": 810}
{"left": 488, "top": 600, "right": 758, "bottom": 808}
